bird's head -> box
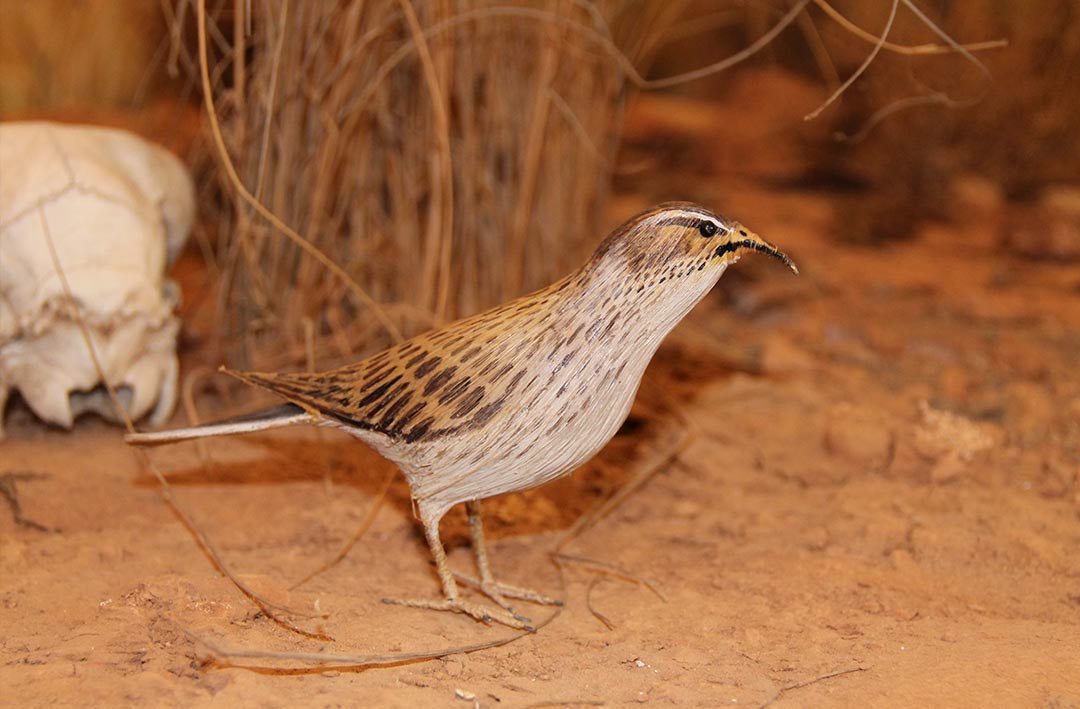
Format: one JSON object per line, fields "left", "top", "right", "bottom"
{"left": 591, "top": 202, "right": 798, "bottom": 293}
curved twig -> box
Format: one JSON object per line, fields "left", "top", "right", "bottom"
{"left": 805, "top": 0, "right": 900, "bottom": 121}
{"left": 814, "top": 0, "right": 1006, "bottom": 56}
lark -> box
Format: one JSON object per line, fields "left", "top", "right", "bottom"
{"left": 128, "top": 202, "right": 798, "bottom": 628}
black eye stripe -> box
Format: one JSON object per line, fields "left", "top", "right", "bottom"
{"left": 715, "top": 239, "right": 782, "bottom": 259}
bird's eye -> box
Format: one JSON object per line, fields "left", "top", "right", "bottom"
{"left": 698, "top": 221, "right": 719, "bottom": 238}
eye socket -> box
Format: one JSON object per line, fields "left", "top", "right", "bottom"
{"left": 698, "top": 221, "right": 719, "bottom": 238}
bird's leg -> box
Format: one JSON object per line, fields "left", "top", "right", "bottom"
{"left": 382, "top": 504, "right": 534, "bottom": 629}
{"left": 454, "top": 500, "right": 562, "bottom": 610}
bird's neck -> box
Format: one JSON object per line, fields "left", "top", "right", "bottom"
{"left": 552, "top": 256, "right": 726, "bottom": 352}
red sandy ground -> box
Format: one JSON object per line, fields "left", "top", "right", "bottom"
{"left": 3, "top": 86, "right": 1079, "bottom": 707}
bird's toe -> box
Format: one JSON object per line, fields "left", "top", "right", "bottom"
{"left": 382, "top": 595, "right": 534, "bottom": 630}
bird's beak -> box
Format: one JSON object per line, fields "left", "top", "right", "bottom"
{"left": 715, "top": 224, "right": 799, "bottom": 275}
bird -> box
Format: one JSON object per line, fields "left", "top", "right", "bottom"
{"left": 126, "top": 202, "right": 798, "bottom": 629}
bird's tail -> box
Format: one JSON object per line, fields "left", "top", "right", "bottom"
{"left": 124, "top": 403, "right": 312, "bottom": 446}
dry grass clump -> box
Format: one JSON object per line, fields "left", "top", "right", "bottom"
{"left": 179, "top": 0, "right": 1014, "bottom": 368}
{"left": 185, "top": 0, "right": 687, "bottom": 369}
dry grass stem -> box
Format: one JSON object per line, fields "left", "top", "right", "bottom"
{"left": 176, "top": 616, "right": 553, "bottom": 671}
{"left": 805, "top": 0, "right": 900, "bottom": 121}
{"left": 813, "top": 0, "right": 1006, "bottom": 55}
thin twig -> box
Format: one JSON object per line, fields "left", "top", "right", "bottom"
{"left": 251, "top": 0, "right": 288, "bottom": 201}
{"left": 834, "top": 93, "right": 948, "bottom": 143}
{"left": 830, "top": 0, "right": 997, "bottom": 138}
{"left": 796, "top": 4, "right": 840, "bottom": 91}
{"left": 757, "top": 666, "right": 870, "bottom": 708}
{"left": 548, "top": 89, "right": 612, "bottom": 172}
{"left": 554, "top": 552, "right": 666, "bottom": 602}
{"left": 394, "top": 0, "right": 455, "bottom": 322}
{"left": 584, "top": 575, "right": 615, "bottom": 630}
{"left": 813, "top": 0, "right": 1006, "bottom": 56}
{"left": 641, "top": 0, "right": 811, "bottom": 89}
{"left": 181, "top": 365, "right": 227, "bottom": 467}
{"left": 804, "top": 0, "right": 899, "bottom": 121}
{"left": 290, "top": 468, "right": 397, "bottom": 590}
{"left": 0, "top": 471, "right": 57, "bottom": 533}
{"left": 340, "top": 3, "right": 810, "bottom": 121}
{"left": 899, "top": 0, "right": 994, "bottom": 100}
{"left": 173, "top": 589, "right": 563, "bottom": 671}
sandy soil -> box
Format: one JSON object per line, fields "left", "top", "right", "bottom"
{"left": 3, "top": 94, "right": 1080, "bottom": 706}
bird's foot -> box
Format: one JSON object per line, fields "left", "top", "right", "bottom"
{"left": 382, "top": 595, "right": 535, "bottom": 631}
{"left": 454, "top": 573, "right": 563, "bottom": 609}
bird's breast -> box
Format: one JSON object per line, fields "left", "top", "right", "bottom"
{"left": 398, "top": 309, "right": 660, "bottom": 517}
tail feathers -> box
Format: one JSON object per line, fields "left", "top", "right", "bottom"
{"left": 220, "top": 366, "right": 323, "bottom": 409}
{"left": 219, "top": 366, "right": 347, "bottom": 423}
{"left": 125, "top": 403, "right": 312, "bottom": 446}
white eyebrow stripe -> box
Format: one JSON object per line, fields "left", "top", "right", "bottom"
{"left": 654, "top": 211, "right": 718, "bottom": 228}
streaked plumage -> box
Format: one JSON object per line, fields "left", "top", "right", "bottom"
{"left": 127, "top": 202, "right": 797, "bottom": 628}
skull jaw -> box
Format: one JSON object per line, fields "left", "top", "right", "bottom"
{"left": 0, "top": 316, "right": 179, "bottom": 437}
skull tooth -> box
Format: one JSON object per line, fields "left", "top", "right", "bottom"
{"left": 16, "top": 369, "right": 75, "bottom": 430}
{"left": 122, "top": 353, "right": 170, "bottom": 423}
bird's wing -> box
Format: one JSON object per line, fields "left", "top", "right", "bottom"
{"left": 223, "top": 295, "right": 553, "bottom": 445}
{"left": 221, "top": 354, "right": 410, "bottom": 437}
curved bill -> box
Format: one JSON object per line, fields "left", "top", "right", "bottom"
{"left": 715, "top": 225, "right": 799, "bottom": 275}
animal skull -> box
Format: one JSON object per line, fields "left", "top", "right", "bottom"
{"left": 0, "top": 121, "right": 195, "bottom": 435}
